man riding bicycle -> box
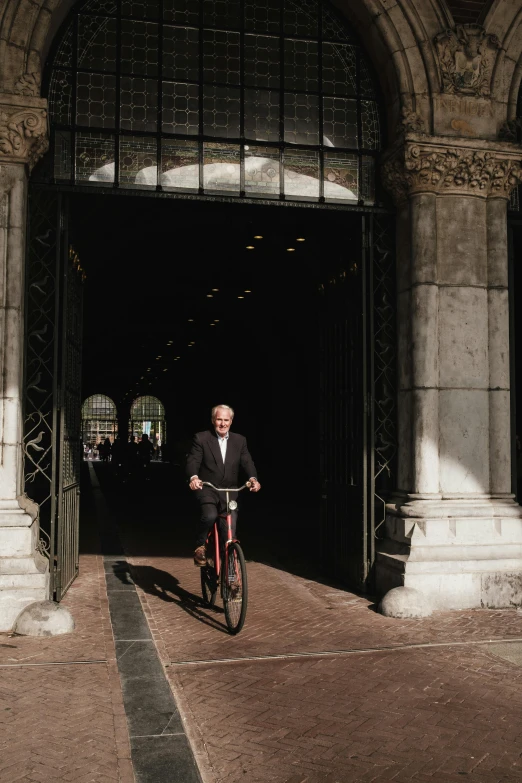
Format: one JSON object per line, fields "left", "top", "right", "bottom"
{"left": 187, "top": 405, "right": 261, "bottom": 566}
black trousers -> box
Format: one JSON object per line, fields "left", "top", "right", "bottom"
{"left": 195, "top": 489, "right": 238, "bottom": 547}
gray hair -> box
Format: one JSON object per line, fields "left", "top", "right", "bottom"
{"left": 211, "top": 404, "right": 235, "bottom": 421}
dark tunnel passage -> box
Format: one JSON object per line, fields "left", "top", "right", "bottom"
{"left": 70, "top": 193, "right": 367, "bottom": 583}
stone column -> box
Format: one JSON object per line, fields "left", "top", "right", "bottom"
{"left": 378, "top": 133, "right": 522, "bottom": 609}
{"left": 0, "top": 94, "right": 49, "bottom": 630}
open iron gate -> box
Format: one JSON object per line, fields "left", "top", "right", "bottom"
{"left": 23, "top": 188, "right": 84, "bottom": 601}
{"left": 319, "top": 212, "right": 396, "bottom": 591}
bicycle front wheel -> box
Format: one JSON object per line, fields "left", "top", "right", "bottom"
{"left": 222, "top": 542, "right": 248, "bottom": 634}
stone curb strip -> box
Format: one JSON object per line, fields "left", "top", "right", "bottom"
{"left": 89, "top": 463, "right": 203, "bottom": 783}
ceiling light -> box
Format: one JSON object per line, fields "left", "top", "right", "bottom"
{"left": 163, "top": 369, "right": 167, "bottom": 372}
{"left": 214, "top": 319, "right": 219, "bottom": 322}
{"left": 212, "top": 288, "right": 219, "bottom": 292}
{"left": 238, "top": 295, "right": 245, "bottom": 299}
{"left": 244, "top": 290, "right": 251, "bottom": 293}
{"left": 296, "top": 237, "right": 305, "bottom": 242}
{"left": 210, "top": 323, "right": 215, "bottom": 326}
{"left": 246, "top": 246, "right": 255, "bottom": 250}
{"left": 206, "top": 294, "right": 213, "bottom": 298}
{"left": 254, "top": 235, "right": 263, "bottom": 239}
{"left": 287, "top": 248, "right": 295, "bottom": 252}
{"left": 140, "top": 376, "right": 144, "bottom": 379}
{"left": 188, "top": 318, "right": 194, "bottom": 322}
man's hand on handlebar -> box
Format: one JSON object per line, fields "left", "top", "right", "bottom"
{"left": 189, "top": 476, "right": 260, "bottom": 492}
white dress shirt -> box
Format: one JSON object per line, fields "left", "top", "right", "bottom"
{"left": 216, "top": 429, "right": 229, "bottom": 463}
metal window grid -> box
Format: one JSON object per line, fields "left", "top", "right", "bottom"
{"left": 43, "top": 0, "right": 382, "bottom": 204}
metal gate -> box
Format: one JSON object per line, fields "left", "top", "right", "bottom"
{"left": 23, "top": 188, "right": 84, "bottom": 601}
{"left": 319, "top": 212, "right": 396, "bottom": 591}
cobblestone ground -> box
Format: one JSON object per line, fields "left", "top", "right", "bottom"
{"left": 0, "top": 506, "right": 134, "bottom": 783}
{"left": 102, "top": 467, "right": 522, "bottom": 783}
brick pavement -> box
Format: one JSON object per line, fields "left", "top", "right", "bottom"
{"left": 99, "top": 471, "right": 522, "bottom": 783}
{"left": 0, "top": 552, "right": 134, "bottom": 783}
{"left": 8, "top": 467, "right": 522, "bottom": 783}
{"left": 127, "top": 552, "right": 522, "bottom": 662}
{"left": 175, "top": 645, "right": 522, "bottom": 783}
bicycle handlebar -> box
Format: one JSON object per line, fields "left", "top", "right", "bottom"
{"left": 201, "top": 481, "right": 251, "bottom": 492}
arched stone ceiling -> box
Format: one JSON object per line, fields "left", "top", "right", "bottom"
{"left": 485, "top": 0, "right": 522, "bottom": 116}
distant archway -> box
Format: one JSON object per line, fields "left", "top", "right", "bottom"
{"left": 81, "top": 393, "right": 117, "bottom": 457}
{"left": 130, "top": 396, "right": 166, "bottom": 455}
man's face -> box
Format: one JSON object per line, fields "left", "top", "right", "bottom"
{"left": 214, "top": 409, "right": 232, "bottom": 437}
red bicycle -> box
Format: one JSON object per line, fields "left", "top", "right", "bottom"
{"left": 200, "top": 481, "right": 250, "bottom": 634}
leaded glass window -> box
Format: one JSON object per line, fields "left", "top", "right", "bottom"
{"left": 81, "top": 394, "right": 118, "bottom": 454}
{"left": 130, "top": 395, "right": 166, "bottom": 445}
{"left": 45, "top": 0, "right": 381, "bottom": 203}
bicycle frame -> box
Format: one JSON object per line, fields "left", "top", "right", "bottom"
{"left": 202, "top": 481, "right": 250, "bottom": 587}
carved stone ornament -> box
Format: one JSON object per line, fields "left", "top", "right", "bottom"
{"left": 382, "top": 141, "right": 522, "bottom": 204}
{"left": 14, "top": 73, "right": 41, "bottom": 98}
{"left": 434, "top": 24, "right": 500, "bottom": 98}
{"left": 397, "top": 107, "right": 426, "bottom": 137}
{"left": 0, "top": 107, "right": 48, "bottom": 168}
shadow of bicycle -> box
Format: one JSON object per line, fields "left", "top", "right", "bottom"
{"left": 111, "top": 560, "right": 230, "bottom": 634}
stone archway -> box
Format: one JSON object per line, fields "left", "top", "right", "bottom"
{"left": 2, "top": 0, "right": 522, "bottom": 629}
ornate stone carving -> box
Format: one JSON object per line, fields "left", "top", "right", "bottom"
{"left": 397, "top": 107, "right": 426, "bottom": 137}
{"left": 382, "top": 140, "right": 522, "bottom": 204}
{"left": 0, "top": 107, "right": 48, "bottom": 168}
{"left": 434, "top": 24, "right": 500, "bottom": 98}
{"left": 14, "top": 73, "right": 41, "bottom": 98}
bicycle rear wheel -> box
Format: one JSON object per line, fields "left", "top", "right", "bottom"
{"left": 222, "top": 542, "right": 248, "bottom": 634}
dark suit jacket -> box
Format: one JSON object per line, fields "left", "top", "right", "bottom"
{"left": 186, "top": 429, "right": 258, "bottom": 502}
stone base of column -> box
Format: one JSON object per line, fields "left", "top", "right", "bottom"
{"left": 375, "top": 496, "right": 522, "bottom": 609}
{"left": 0, "top": 500, "right": 50, "bottom": 631}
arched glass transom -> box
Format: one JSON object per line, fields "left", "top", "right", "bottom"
{"left": 46, "top": 0, "right": 381, "bottom": 203}
{"left": 82, "top": 393, "right": 117, "bottom": 419}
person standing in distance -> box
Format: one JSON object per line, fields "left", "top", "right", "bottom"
{"left": 187, "top": 405, "right": 261, "bottom": 566}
